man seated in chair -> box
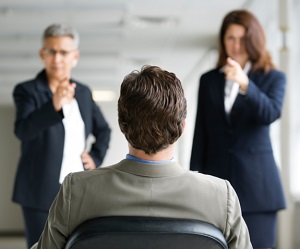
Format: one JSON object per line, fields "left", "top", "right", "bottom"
{"left": 31, "top": 65, "right": 252, "bottom": 249}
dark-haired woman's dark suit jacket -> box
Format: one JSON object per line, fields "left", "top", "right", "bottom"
{"left": 190, "top": 68, "right": 286, "bottom": 213}
{"left": 12, "top": 70, "right": 111, "bottom": 211}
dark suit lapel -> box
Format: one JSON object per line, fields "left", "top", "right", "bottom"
{"left": 230, "top": 71, "right": 258, "bottom": 125}
{"left": 230, "top": 94, "right": 242, "bottom": 125}
{"left": 215, "top": 72, "right": 231, "bottom": 125}
{"left": 73, "top": 83, "right": 89, "bottom": 136}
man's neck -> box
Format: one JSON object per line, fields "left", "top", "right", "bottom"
{"left": 128, "top": 144, "right": 174, "bottom": 161}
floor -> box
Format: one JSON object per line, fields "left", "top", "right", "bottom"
{"left": 0, "top": 236, "right": 26, "bottom": 249}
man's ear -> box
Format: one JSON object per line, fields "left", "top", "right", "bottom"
{"left": 181, "top": 119, "right": 186, "bottom": 133}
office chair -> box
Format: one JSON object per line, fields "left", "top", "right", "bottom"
{"left": 65, "top": 216, "right": 228, "bottom": 249}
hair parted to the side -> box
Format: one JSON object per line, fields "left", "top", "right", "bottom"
{"left": 217, "top": 9, "right": 275, "bottom": 72}
{"left": 118, "top": 65, "right": 187, "bottom": 155}
{"left": 42, "top": 23, "right": 80, "bottom": 48}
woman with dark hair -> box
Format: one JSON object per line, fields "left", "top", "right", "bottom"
{"left": 190, "top": 9, "right": 286, "bottom": 249}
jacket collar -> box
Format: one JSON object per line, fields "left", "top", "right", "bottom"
{"left": 110, "top": 159, "right": 186, "bottom": 178}
{"left": 35, "top": 69, "right": 51, "bottom": 93}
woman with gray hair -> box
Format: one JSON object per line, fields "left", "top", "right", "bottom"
{"left": 12, "top": 23, "right": 111, "bottom": 248}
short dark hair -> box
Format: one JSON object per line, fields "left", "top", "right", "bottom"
{"left": 118, "top": 65, "right": 187, "bottom": 154}
{"left": 217, "top": 9, "right": 275, "bottom": 72}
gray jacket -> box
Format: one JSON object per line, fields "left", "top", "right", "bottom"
{"left": 32, "top": 159, "right": 253, "bottom": 249}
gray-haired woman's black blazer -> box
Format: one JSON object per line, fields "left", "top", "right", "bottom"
{"left": 12, "top": 70, "right": 111, "bottom": 211}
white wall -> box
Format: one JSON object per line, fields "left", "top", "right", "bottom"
{"left": 0, "top": 106, "right": 23, "bottom": 232}
{"left": 294, "top": 202, "right": 300, "bottom": 248}
{"left": 96, "top": 100, "right": 128, "bottom": 167}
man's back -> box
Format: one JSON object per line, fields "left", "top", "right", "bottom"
{"left": 35, "top": 159, "right": 252, "bottom": 249}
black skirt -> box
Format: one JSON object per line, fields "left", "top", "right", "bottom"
{"left": 243, "top": 211, "right": 277, "bottom": 248}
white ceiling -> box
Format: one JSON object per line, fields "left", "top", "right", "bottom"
{"left": 0, "top": 0, "right": 268, "bottom": 106}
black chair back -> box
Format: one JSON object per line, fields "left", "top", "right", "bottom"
{"left": 65, "top": 216, "right": 228, "bottom": 249}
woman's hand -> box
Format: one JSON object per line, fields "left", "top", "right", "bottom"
{"left": 224, "top": 57, "right": 249, "bottom": 92}
{"left": 81, "top": 151, "right": 96, "bottom": 170}
{"left": 52, "top": 78, "right": 76, "bottom": 111}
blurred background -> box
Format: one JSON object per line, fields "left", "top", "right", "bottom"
{"left": 0, "top": 0, "right": 299, "bottom": 248}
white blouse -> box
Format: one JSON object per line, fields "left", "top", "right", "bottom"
{"left": 59, "top": 99, "right": 85, "bottom": 184}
